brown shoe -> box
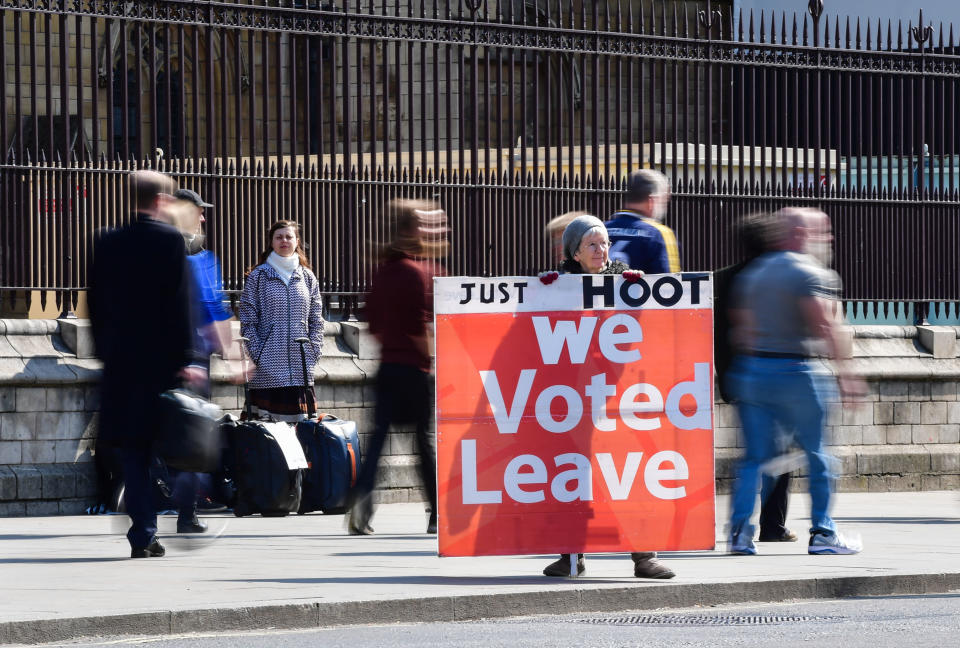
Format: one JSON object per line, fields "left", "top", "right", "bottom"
{"left": 758, "top": 528, "right": 798, "bottom": 542}
{"left": 633, "top": 555, "right": 675, "bottom": 579}
{"left": 543, "top": 554, "right": 585, "bottom": 577}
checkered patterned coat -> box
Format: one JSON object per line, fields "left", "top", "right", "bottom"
{"left": 239, "top": 263, "right": 324, "bottom": 389}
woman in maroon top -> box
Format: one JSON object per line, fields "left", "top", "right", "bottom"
{"left": 347, "top": 199, "right": 448, "bottom": 535}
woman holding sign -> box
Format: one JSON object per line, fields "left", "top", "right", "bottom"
{"left": 538, "top": 214, "right": 676, "bottom": 580}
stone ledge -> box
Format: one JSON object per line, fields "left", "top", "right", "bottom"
{"left": 852, "top": 325, "right": 918, "bottom": 339}
{"left": 4, "top": 323, "right": 960, "bottom": 389}
{"left": 713, "top": 444, "right": 960, "bottom": 482}
{"left": 1, "top": 463, "right": 96, "bottom": 503}
{"left": 0, "top": 357, "right": 105, "bottom": 386}
{"left": 0, "top": 319, "right": 60, "bottom": 336}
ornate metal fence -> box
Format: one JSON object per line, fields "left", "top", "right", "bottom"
{"left": 1, "top": 1, "right": 958, "bottom": 319}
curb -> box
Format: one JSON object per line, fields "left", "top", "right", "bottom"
{"left": 4, "top": 572, "right": 960, "bottom": 645}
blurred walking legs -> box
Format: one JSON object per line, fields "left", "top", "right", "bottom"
{"left": 121, "top": 445, "right": 158, "bottom": 550}
{"left": 349, "top": 363, "right": 438, "bottom": 535}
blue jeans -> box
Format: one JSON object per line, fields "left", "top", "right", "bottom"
{"left": 728, "top": 356, "right": 838, "bottom": 537}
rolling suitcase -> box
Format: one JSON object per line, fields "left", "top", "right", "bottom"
{"left": 293, "top": 337, "right": 361, "bottom": 514}
{"left": 225, "top": 415, "right": 306, "bottom": 517}
{"left": 296, "top": 415, "right": 360, "bottom": 514}
{"left": 226, "top": 338, "right": 308, "bottom": 517}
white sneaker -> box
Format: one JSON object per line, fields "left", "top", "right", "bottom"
{"left": 808, "top": 531, "right": 862, "bottom": 555}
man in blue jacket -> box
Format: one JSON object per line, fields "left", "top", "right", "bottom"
{"left": 605, "top": 169, "right": 681, "bottom": 274}
{"left": 602, "top": 169, "right": 680, "bottom": 579}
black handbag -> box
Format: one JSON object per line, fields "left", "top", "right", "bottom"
{"left": 156, "top": 388, "right": 224, "bottom": 473}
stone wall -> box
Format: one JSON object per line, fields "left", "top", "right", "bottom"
{"left": 0, "top": 320, "right": 100, "bottom": 515}
{"left": 1, "top": 319, "right": 959, "bottom": 516}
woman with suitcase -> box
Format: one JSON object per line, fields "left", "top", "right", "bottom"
{"left": 238, "top": 220, "right": 324, "bottom": 421}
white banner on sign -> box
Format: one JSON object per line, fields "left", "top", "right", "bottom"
{"left": 434, "top": 273, "right": 713, "bottom": 315}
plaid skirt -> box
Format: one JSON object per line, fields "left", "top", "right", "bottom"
{"left": 242, "top": 387, "right": 316, "bottom": 422}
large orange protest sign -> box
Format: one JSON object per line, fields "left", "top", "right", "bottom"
{"left": 434, "top": 273, "right": 715, "bottom": 558}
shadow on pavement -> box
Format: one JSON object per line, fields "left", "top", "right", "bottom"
{"left": 332, "top": 550, "right": 438, "bottom": 557}
{"left": 0, "top": 534, "right": 117, "bottom": 540}
{"left": 218, "top": 575, "right": 642, "bottom": 586}
{"left": 0, "top": 557, "right": 128, "bottom": 564}
{"left": 207, "top": 534, "right": 431, "bottom": 541}
{"left": 833, "top": 517, "right": 960, "bottom": 525}
{"left": 586, "top": 551, "right": 719, "bottom": 560}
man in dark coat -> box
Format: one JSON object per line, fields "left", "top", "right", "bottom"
{"left": 89, "top": 170, "right": 200, "bottom": 558}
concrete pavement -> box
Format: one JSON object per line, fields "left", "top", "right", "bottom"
{"left": 1, "top": 491, "right": 959, "bottom": 645}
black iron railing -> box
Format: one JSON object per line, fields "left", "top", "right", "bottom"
{"left": 1, "top": 1, "right": 958, "bottom": 320}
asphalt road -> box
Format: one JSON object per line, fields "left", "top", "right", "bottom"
{"left": 34, "top": 591, "right": 960, "bottom": 648}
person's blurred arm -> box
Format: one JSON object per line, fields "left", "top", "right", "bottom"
{"left": 192, "top": 252, "right": 234, "bottom": 355}
{"left": 800, "top": 296, "right": 865, "bottom": 400}
{"left": 203, "top": 319, "right": 234, "bottom": 357}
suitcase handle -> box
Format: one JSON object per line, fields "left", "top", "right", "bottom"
{"left": 238, "top": 336, "right": 253, "bottom": 420}
{"left": 347, "top": 442, "right": 357, "bottom": 487}
{"left": 295, "top": 337, "right": 317, "bottom": 419}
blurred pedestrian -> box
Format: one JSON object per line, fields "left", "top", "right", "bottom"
{"left": 539, "top": 214, "right": 674, "bottom": 580}
{"left": 714, "top": 213, "right": 796, "bottom": 544}
{"left": 167, "top": 190, "right": 241, "bottom": 530}
{"left": 347, "top": 199, "right": 448, "bottom": 536}
{"left": 89, "top": 170, "right": 200, "bottom": 558}
{"left": 727, "top": 207, "right": 864, "bottom": 556}
{"left": 238, "top": 220, "right": 324, "bottom": 421}
{"left": 167, "top": 191, "right": 237, "bottom": 392}
{"left": 604, "top": 174, "right": 685, "bottom": 578}
{"left": 544, "top": 210, "right": 583, "bottom": 267}
{"left": 605, "top": 169, "right": 680, "bottom": 274}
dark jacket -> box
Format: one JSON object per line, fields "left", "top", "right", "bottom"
{"left": 559, "top": 258, "right": 630, "bottom": 275}
{"left": 89, "top": 214, "right": 195, "bottom": 447}
{"left": 605, "top": 210, "right": 681, "bottom": 274}
{"left": 712, "top": 259, "right": 753, "bottom": 403}
{"left": 366, "top": 252, "right": 433, "bottom": 372}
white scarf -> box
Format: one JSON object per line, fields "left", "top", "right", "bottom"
{"left": 266, "top": 251, "right": 300, "bottom": 285}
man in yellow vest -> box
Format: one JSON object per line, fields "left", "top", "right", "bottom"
{"left": 605, "top": 169, "right": 681, "bottom": 274}
{"left": 589, "top": 168, "right": 679, "bottom": 580}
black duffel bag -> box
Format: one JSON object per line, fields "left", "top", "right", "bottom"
{"left": 155, "top": 388, "right": 224, "bottom": 473}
